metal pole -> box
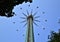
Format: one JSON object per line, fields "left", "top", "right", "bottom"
{"left": 25, "top": 15, "right": 34, "bottom": 42}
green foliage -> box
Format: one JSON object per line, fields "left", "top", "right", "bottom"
{"left": 0, "top": 0, "right": 32, "bottom": 17}
{"left": 48, "top": 29, "right": 60, "bottom": 42}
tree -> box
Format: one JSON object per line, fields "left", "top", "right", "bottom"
{"left": 0, "top": 0, "right": 32, "bottom": 17}
{"left": 48, "top": 29, "right": 60, "bottom": 42}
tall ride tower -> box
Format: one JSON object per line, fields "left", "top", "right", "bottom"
{"left": 25, "top": 14, "right": 34, "bottom": 42}
{"left": 20, "top": 7, "right": 40, "bottom": 42}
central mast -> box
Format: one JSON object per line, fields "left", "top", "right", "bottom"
{"left": 25, "top": 14, "right": 34, "bottom": 42}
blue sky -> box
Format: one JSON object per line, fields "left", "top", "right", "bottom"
{"left": 0, "top": 0, "right": 60, "bottom": 42}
